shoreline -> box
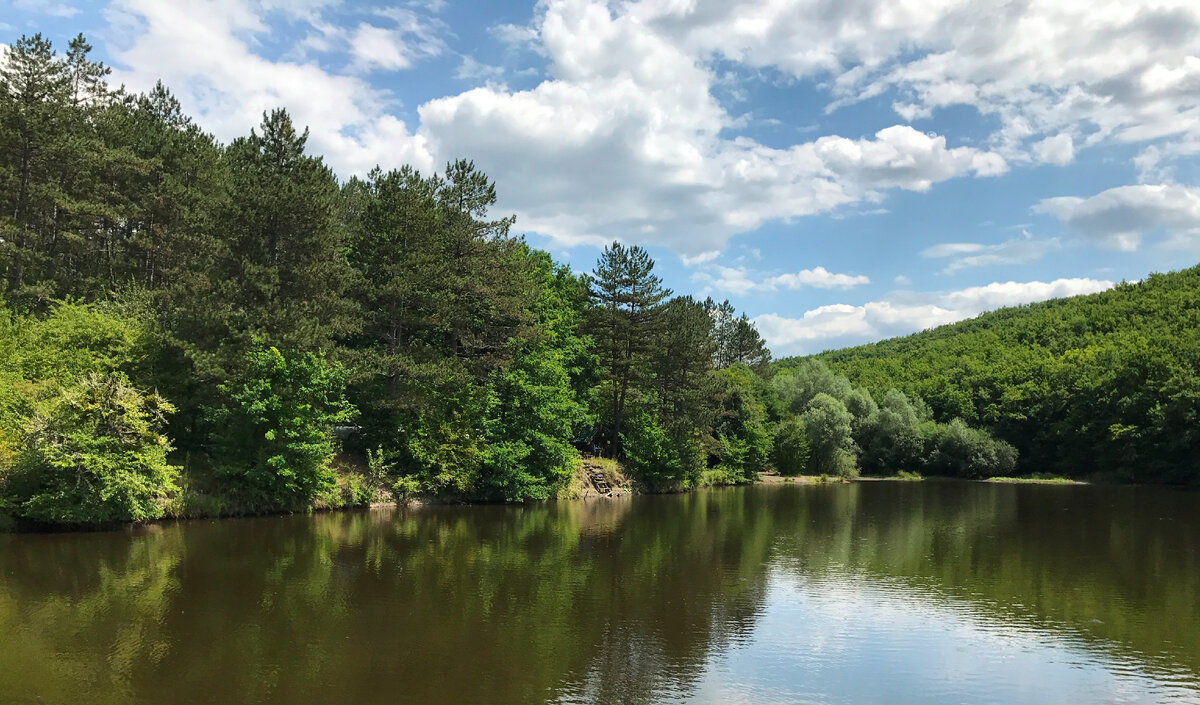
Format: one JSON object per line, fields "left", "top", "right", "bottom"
{"left": 0, "top": 470, "right": 1153, "bottom": 533}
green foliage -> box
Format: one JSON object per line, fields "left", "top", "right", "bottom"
{"left": 209, "top": 345, "right": 356, "bottom": 510}
{"left": 923, "top": 418, "right": 1018, "bottom": 479}
{"left": 389, "top": 370, "right": 486, "bottom": 496}
{"left": 480, "top": 341, "right": 585, "bottom": 501}
{"left": 771, "top": 417, "right": 810, "bottom": 476}
{"left": 712, "top": 365, "right": 771, "bottom": 483}
{"left": 710, "top": 299, "right": 772, "bottom": 372}
{"left": 621, "top": 411, "right": 704, "bottom": 491}
{"left": 774, "top": 359, "right": 1016, "bottom": 480}
{"left": 780, "top": 267, "right": 1200, "bottom": 484}
{"left": 800, "top": 393, "right": 859, "bottom": 479}
{"left": 2, "top": 29, "right": 1101, "bottom": 526}
{"left": 857, "top": 389, "right": 929, "bottom": 474}
{"left": 340, "top": 474, "right": 375, "bottom": 507}
{"left": 390, "top": 475, "right": 422, "bottom": 502}
{"left": 474, "top": 251, "right": 590, "bottom": 501}
{"left": 3, "top": 372, "right": 179, "bottom": 524}
{"left": 0, "top": 299, "right": 166, "bottom": 525}
{"left": 588, "top": 242, "right": 671, "bottom": 456}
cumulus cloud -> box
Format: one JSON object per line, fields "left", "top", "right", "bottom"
{"left": 95, "top": 0, "right": 1200, "bottom": 260}
{"left": 104, "top": 0, "right": 437, "bottom": 177}
{"left": 922, "top": 231, "right": 1060, "bottom": 273}
{"left": 680, "top": 250, "right": 720, "bottom": 267}
{"left": 1032, "top": 134, "right": 1075, "bottom": 166}
{"left": 763, "top": 267, "right": 870, "bottom": 290}
{"left": 755, "top": 277, "right": 1114, "bottom": 355}
{"left": 100, "top": 0, "right": 1009, "bottom": 256}
{"left": 694, "top": 265, "right": 869, "bottom": 295}
{"left": 628, "top": 0, "right": 1200, "bottom": 160}
{"left": 1035, "top": 184, "right": 1200, "bottom": 250}
{"left": 349, "top": 23, "right": 414, "bottom": 71}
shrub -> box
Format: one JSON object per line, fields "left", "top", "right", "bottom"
{"left": 341, "top": 474, "right": 374, "bottom": 506}
{"left": 209, "top": 345, "right": 356, "bottom": 510}
{"left": 621, "top": 412, "right": 703, "bottom": 491}
{"left": 924, "top": 418, "right": 1018, "bottom": 478}
{"left": 3, "top": 373, "right": 180, "bottom": 524}
{"left": 390, "top": 475, "right": 422, "bottom": 502}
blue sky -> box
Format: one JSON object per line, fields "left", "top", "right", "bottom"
{"left": 5, "top": 0, "right": 1200, "bottom": 356}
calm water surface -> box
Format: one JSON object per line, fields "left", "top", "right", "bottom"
{"left": 1, "top": 481, "right": 1198, "bottom": 704}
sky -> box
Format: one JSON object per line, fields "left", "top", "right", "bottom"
{"left": 4, "top": 0, "right": 1200, "bottom": 357}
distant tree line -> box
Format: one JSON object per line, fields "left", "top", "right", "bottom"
{"left": 0, "top": 34, "right": 1013, "bottom": 525}
{"left": 784, "top": 267, "right": 1200, "bottom": 485}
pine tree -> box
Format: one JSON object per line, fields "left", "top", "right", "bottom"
{"left": 0, "top": 34, "right": 71, "bottom": 305}
{"left": 588, "top": 242, "right": 670, "bottom": 456}
{"left": 654, "top": 295, "right": 718, "bottom": 442}
{"left": 198, "top": 109, "right": 358, "bottom": 374}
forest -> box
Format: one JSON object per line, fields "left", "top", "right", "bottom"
{"left": 787, "top": 266, "right": 1200, "bottom": 485}
{"left": 1, "top": 34, "right": 1021, "bottom": 526}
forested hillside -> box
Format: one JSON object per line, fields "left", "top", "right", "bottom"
{"left": 0, "top": 33, "right": 1011, "bottom": 526}
{"left": 781, "top": 267, "right": 1200, "bottom": 485}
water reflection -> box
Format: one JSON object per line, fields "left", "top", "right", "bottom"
{"left": 0, "top": 482, "right": 1197, "bottom": 704}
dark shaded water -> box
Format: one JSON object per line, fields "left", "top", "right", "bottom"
{"left": 1, "top": 481, "right": 1198, "bottom": 704}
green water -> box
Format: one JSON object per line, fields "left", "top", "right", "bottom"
{"left": 1, "top": 481, "right": 1197, "bottom": 704}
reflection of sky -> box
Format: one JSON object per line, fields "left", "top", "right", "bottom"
{"left": 671, "top": 571, "right": 1200, "bottom": 705}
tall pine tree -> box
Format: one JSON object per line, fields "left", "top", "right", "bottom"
{"left": 588, "top": 242, "right": 670, "bottom": 457}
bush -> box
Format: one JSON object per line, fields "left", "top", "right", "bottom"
{"left": 924, "top": 418, "right": 1018, "bottom": 478}
{"left": 621, "top": 412, "right": 703, "bottom": 491}
{"left": 478, "top": 342, "right": 585, "bottom": 501}
{"left": 343, "top": 475, "right": 370, "bottom": 506}
{"left": 771, "top": 417, "right": 810, "bottom": 476}
{"left": 3, "top": 373, "right": 180, "bottom": 524}
{"left": 209, "top": 345, "right": 356, "bottom": 510}
{"left": 390, "top": 475, "right": 422, "bottom": 502}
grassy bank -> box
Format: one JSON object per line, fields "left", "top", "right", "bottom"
{"left": 984, "top": 475, "right": 1085, "bottom": 485}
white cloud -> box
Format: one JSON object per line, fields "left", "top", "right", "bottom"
{"left": 694, "top": 265, "right": 869, "bottom": 295}
{"left": 104, "top": 0, "right": 437, "bottom": 178}
{"left": 491, "top": 22, "right": 540, "bottom": 48}
{"left": 411, "top": 1, "right": 1003, "bottom": 253}
{"left": 628, "top": 0, "right": 1200, "bottom": 160}
{"left": 1032, "top": 134, "right": 1075, "bottom": 166}
{"left": 694, "top": 266, "right": 759, "bottom": 295}
{"left": 893, "top": 275, "right": 912, "bottom": 287}
{"left": 350, "top": 23, "right": 414, "bottom": 71}
{"left": 96, "top": 0, "right": 1200, "bottom": 261}
{"left": 13, "top": 0, "right": 78, "bottom": 17}
{"left": 100, "top": 0, "right": 1008, "bottom": 257}
{"left": 755, "top": 277, "right": 1114, "bottom": 355}
{"left": 455, "top": 55, "right": 505, "bottom": 83}
{"left": 763, "top": 267, "right": 870, "bottom": 290}
{"left": 680, "top": 250, "right": 720, "bottom": 267}
{"left": 922, "top": 231, "right": 1060, "bottom": 273}
{"left": 1035, "top": 184, "right": 1200, "bottom": 250}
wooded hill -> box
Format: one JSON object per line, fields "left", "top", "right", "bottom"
{"left": 779, "top": 266, "right": 1200, "bottom": 485}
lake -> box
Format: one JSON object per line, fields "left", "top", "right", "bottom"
{"left": 1, "top": 481, "right": 1197, "bottom": 704}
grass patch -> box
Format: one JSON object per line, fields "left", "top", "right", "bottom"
{"left": 557, "top": 459, "right": 589, "bottom": 500}
{"left": 894, "top": 470, "right": 923, "bottom": 481}
{"left": 985, "top": 474, "right": 1081, "bottom": 484}
{"left": 590, "top": 457, "right": 628, "bottom": 488}
{"left": 698, "top": 467, "right": 739, "bottom": 487}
